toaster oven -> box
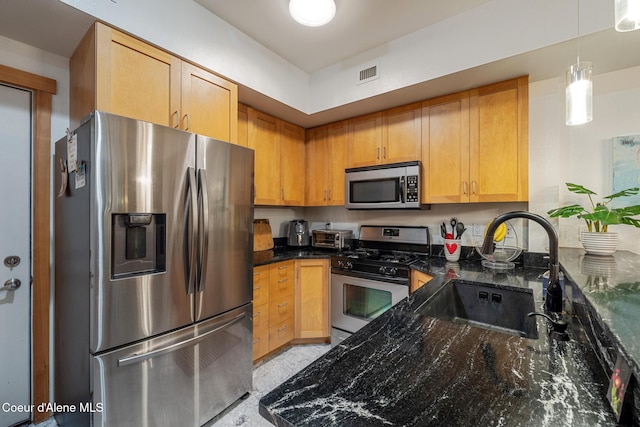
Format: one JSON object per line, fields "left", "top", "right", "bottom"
{"left": 311, "top": 229, "right": 353, "bottom": 250}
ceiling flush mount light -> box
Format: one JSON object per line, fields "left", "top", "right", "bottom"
{"left": 566, "top": 0, "right": 593, "bottom": 126}
{"left": 615, "top": 0, "right": 640, "bottom": 31}
{"left": 289, "top": 0, "right": 336, "bottom": 27}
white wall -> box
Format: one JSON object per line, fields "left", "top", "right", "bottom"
{"left": 60, "top": 0, "right": 612, "bottom": 116}
{"left": 0, "top": 35, "right": 70, "bottom": 140}
{"left": 529, "top": 65, "right": 640, "bottom": 254}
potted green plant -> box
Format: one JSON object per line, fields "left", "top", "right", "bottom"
{"left": 547, "top": 183, "right": 640, "bottom": 255}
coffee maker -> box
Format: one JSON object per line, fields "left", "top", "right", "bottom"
{"left": 287, "top": 219, "right": 310, "bottom": 247}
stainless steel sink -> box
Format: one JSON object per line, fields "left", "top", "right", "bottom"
{"left": 416, "top": 279, "right": 539, "bottom": 339}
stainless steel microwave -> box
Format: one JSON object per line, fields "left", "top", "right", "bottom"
{"left": 345, "top": 161, "right": 422, "bottom": 209}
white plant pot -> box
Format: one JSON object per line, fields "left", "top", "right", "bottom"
{"left": 580, "top": 231, "right": 618, "bottom": 256}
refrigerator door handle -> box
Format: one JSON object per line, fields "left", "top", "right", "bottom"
{"left": 186, "top": 167, "right": 198, "bottom": 294}
{"left": 197, "top": 169, "right": 209, "bottom": 292}
{"left": 117, "top": 312, "right": 246, "bottom": 367}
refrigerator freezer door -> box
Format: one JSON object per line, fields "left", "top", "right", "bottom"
{"left": 91, "top": 112, "right": 196, "bottom": 352}
{"left": 195, "top": 136, "right": 254, "bottom": 321}
{"left": 92, "top": 304, "right": 252, "bottom": 427}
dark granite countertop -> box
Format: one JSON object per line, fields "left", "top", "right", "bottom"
{"left": 253, "top": 246, "right": 337, "bottom": 266}
{"left": 259, "top": 252, "right": 622, "bottom": 426}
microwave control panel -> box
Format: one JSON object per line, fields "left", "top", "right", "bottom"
{"left": 406, "top": 175, "right": 419, "bottom": 202}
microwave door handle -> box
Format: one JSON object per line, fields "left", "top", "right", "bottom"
{"left": 399, "top": 176, "right": 406, "bottom": 204}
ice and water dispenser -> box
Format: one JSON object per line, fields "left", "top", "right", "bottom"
{"left": 112, "top": 213, "right": 166, "bottom": 278}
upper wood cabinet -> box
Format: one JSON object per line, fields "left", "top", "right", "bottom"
{"left": 246, "top": 106, "right": 305, "bottom": 206}
{"left": 70, "top": 22, "right": 237, "bottom": 143}
{"left": 180, "top": 62, "right": 237, "bottom": 142}
{"left": 348, "top": 112, "right": 383, "bottom": 167}
{"left": 280, "top": 121, "right": 306, "bottom": 206}
{"left": 305, "top": 121, "right": 349, "bottom": 206}
{"left": 248, "top": 108, "right": 281, "bottom": 205}
{"left": 382, "top": 103, "right": 422, "bottom": 164}
{"left": 348, "top": 104, "right": 421, "bottom": 168}
{"left": 421, "top": 76, "right": 528, "bottom": 203}
{"left": 469, "top": 76, "right": 528, "bottom": 202}
{"left": 421, "top": 91, "right": 471, "bottom": 203}
{"left": 237, "top": 103, "right": 249, "bottom": 147}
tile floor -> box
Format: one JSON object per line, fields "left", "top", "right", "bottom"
{"left": 30, "top": 344, "right": 330, "bottom": 427}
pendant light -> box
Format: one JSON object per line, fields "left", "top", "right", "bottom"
{"left": 566, "top": 0, "right": 593, "bottom": 125}
{"left": 289, "top": 0, "right": 336, "bottom": 27}
{"left": 615, "top": 0, "right": 640, "bottom": 32}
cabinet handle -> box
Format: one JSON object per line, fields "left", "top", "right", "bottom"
{"left": 463, "top": 181, "right": 468, "bottom": 195}
{"left": 324, "top": 189, "right": 327, "bottom": 201}
{"left": 255, "top": 271, "right": 261, "bottom": 276}
{"left": 328, "top": 189, "right": 332, "bottom": 200}
{"left": 383, "top": 146, "right": 386, "bottom": 159}
{"left": 278, "top": 278, "right": 288, "bottom": 283}
{"left": 254, "top": 311, "right": 261, "bottom": 317}
{"left": 172, "top": 111, "right": 180, "bottom": 129}
{"left": 278, "top": 302, "right": 288, "bottom": 308}
{"left": 471, "top": 180, "right": 477, "bottom": 195}
{"left": 253, "top": 338, "right": 261, "bottom": 344}
{"left": 377, "top": 147, "right": 380, "bottom": 160}
{"left": 183, "top": 114, "right": 191, "bottom": 131}
{"left": 254, "top": 285, "right": 261, "bottom": 290}
{"left": 278, "top": 325, "right": 288, "bottom": 332}
{"left": 278, "top": 266, "right": 288, "bottom": 270}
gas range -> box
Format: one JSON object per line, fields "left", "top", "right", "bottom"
{"left": 331, "top": 225, "right": 430, "bottom": 284}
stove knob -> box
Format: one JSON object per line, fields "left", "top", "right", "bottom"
{"left": 337, "top": 260, "right": 344, "bottom": 268}
{"left": 388, "top": 267, "right": 397, "bottom": 275}
{"left": 378, "top": 266, "right": 387, "bottom": 274}
{"left": 346, "top": 261, "right": 353, "bottom": 270}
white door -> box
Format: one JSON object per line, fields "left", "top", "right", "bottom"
{"left": 0, "top": 83, "right": 32, "bottom": 426}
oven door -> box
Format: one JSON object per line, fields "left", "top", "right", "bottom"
{"left": 331, "top": 271, "right": 409, "bottom": 338}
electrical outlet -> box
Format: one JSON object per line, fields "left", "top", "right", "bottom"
{"left": 472, "top": 224, "right": 484, "bottom": 236}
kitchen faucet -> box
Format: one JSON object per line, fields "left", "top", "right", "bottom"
{"left": 480, "top": 211, "right": 563, "bottom": 312}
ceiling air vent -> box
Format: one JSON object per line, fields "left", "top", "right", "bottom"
{"left": 357, "top": 64, "right": 379, "bottom": 85}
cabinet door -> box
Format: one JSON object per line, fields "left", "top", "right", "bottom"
{"left": 348, "top": 112, "right": 383, "bottom": 167}
{"left": 180, "top": 62, "right": 237, "bottom": 143}
{"left": 237, "top": 103, "right": 249, "bottom": 147}
{"left": 95, "top": 23, "right": 181, "bottom": 128}
{"left": 294, "top": 259, "right": 330, "bottom": 339}
{"left": 410, "top": 270, "right": 433, "bottom": 293}
{"left": 248, "top": 108, "right": 281, "bottom": 205}
{"left": 280, "top": 120, "right": 306, "bottom": 206}
{"left": 305, "top": 126, "right": 330, "bottom": 206}
{"left": 469, "top": 76, "right": 528, "bottom": 202}
{"left": 327, "top": 121, "right": 349, "bottom": 205}
{"left": 421, "top": 92, "right": 470, "bottom": 203}
{"left": 382, "top": 103, "right": 422, "bottom": 164}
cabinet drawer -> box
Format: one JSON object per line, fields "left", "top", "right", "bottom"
{"left": 253, "top": 266, "right": 270, "bottom": 306}
{"left": 269, "top": 295, "right": 294, "bottom": 323}
{"left": 253, "top": 303, "right": 269, "bottom": 333}
{"left": 253, "top": 327, "right": 269, "bottom": 361}
{"left": 268, "top": 317, "right": 294, "bottom": 352}
{"left": 269, "top": 262, "right": 294, "bottom": 300}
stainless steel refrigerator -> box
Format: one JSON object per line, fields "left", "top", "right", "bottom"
{"left": 54, "top": 111, "right": 254, "bottom": 427}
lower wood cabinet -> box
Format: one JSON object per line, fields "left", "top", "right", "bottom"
{"left": 410, "top": 270, "right": 433, "bottom": 293}
{"left": 252, "top": 260, "right": 295, "bottom": 361}
{"left": 294, "top": 259, "right": 330, "bottom": 340}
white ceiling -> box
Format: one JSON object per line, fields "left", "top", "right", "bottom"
{"left": 194, "top": 0, "right": 494, "bottom": 73}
